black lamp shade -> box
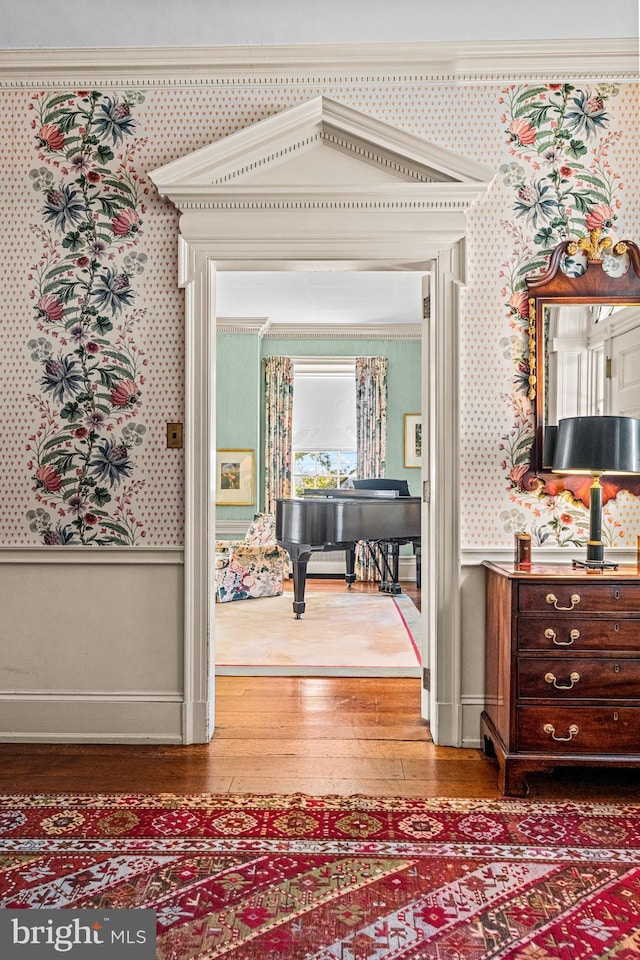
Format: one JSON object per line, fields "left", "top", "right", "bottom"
{"left": 552, "top": 416, "right": 640, "bottom": 475}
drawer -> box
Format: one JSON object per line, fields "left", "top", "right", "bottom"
{"left": 517, "top": 706, "right": 640, "bottom": 754}
{"left": 518, "top": 658, "right": 640, "bottom": 700}
{"left": 519, "top": 582, "right": 640, "bottom": 615}
{"left": 517, "top": 618, "right": 640, "bottom": 652}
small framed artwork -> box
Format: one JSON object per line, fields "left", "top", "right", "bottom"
{"left": 404, "top": 414, "right": 422, "bottom": 468}
{"left": 215, "top": 449, "right": 255, "bottom": 505}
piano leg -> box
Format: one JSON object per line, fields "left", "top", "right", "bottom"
{"left": 345, "top": 546, "right": 356, "bottom": 589}
{"left": 290, "top": 551, "right": 312, "bottom": 618}
{"left": 379, "top": 542, "right": 402, "bottom": 594}
{"left": 414, "top": 541, "right": 421, "bottom": 590}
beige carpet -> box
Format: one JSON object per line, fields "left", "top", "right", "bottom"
{"left": 215, "top": 589, "right": 421, "bottom": 677}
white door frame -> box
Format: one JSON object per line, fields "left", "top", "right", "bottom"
{"left": 149, "top": 96, "right": 493, "bottom": 744}
{"left": 178, "top": 243, "right": 465, "bottom": 744}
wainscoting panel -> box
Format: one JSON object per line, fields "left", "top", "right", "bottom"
{"left": 0, "top": 549, "right": 185, "bottom": 743}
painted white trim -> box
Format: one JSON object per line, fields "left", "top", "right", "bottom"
{"left": 0, "top": 691, "right": 183, "bottom": 701}
{"left": 0, "top": 547, "right": 183, "bottom": 564}
{"left": 428, "top": 243, "right": 465, "bottom": 746}
{"left": 216, "top": 318, "right": 422, "bottom": 338}
{"left": 217, "top": 317, "right": 271, "bottom": 335}
{"left": 0, "top": 39, "right": 635, "bottom": 85}
{"left": 461, "top": 546, "right": 640, "bottom": 565}
{"left": 264, "top": 323, "right": 422, "bottom": 340}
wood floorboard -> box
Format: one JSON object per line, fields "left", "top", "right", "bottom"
{"left": 2, "top": 580, "right": 639, "bottom": 801}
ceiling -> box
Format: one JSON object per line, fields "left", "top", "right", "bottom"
{"left": 4, "top": 0, "right": 636, "bottom": 48}
{"left": 216, "top": 270, "right": 424, "bottom": 326}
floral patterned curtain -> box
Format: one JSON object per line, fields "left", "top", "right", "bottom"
{"left": 355, "top": 356, "right": 388, "bottom": 580}
{"left": 263, "top": 356, "right": 294, "bottom": 515}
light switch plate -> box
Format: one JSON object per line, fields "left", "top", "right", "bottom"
{"left": 167, "top": 422, "right": 183, "bottom": 448}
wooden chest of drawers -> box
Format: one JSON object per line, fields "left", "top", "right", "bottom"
{"left": 481, "top": 561, "right": 640, "bottom": 796}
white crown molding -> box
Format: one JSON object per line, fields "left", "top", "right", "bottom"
{"left": 264, "top": 322, "right": 422, "bottom": 339}
{"left": 0, "top": 39, "right": 636, "bottom": 87}
{"left": 216, "top": 316, "right": 271, "bottom": 335}
{"left": 216, "top": 316, "right": 421, "bottom": 338}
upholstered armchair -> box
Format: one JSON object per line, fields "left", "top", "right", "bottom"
{"left": 214, "top": 513, "right": 288, "bottom": 602}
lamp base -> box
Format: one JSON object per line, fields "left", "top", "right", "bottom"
{"left": 571, "top": 558, "right": 619, "bottom": 570}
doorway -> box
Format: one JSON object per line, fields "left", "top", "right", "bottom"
{"left": 214, "top": 266, "right": 424, "bottom": 678}
{"left": 149, "top": 94, "right": 493, "bottom": 745}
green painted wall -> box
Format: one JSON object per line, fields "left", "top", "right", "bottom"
{"left": 216, "top": 333, "right": 421, "bottom": 521}
{"left": 215, "top": 333, "right": 262, "bottom": 521}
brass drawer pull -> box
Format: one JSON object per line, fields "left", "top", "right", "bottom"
{"left": 545, "top": 628, "right": 580, "bottom": 646}
{"left": 546, "top": 592, "right": 580, "bottom": 611}
{"left": 544, "top": 671, "right": 580, "bottom": 690}
{"left": 543, "top": 723, "right": 579, "bottom": 742}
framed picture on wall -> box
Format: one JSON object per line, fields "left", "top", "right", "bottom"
{"left": 215, "top": 449, "right": 255, "bottom": 505}
{"left": 404, "top": 414, "right": 422, "bottom": 468}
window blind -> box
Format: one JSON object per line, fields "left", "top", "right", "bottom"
{"left": 292, "top": 368, "right": 356, "bottom": 452}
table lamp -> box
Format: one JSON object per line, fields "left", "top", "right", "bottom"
{"left": 552, "top": 415, "right": 640, "bottom": 569}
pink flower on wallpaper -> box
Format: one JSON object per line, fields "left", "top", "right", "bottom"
{"left": 37, "top": 123, "right": 65, "bottom": 152}
{"left": 508, "top": 118, "right": 536, "bottom": 146}
{"left": 509, "top": 463, "right": 529, "bottom": 487}
{"left": 110, "top": 379, "right": 139, "bottom": 408}
{"left": 111, "top": 208, "right": 141, "bottom": 237}
{"left": 36, "top": 293, "right": 64, "bottom": 323}
{"left": 509, "top": 291, "right": 529, "bottom": 319}
{"left": 585, "top": 203, "right": 616, "bottom": 231}
{"left": 35, "top": 465, "right": 63, "bottom": 492}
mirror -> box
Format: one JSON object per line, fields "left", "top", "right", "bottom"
{"left": 525, "top": 234, "right": 640, "bottom": 493}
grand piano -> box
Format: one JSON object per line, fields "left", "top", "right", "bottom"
{"left": 276, "top": 487, "right": 421, "bottom": 618}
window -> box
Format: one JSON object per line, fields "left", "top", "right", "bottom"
{"left": 292, "top": 359, "right": 357, "bottom": 496}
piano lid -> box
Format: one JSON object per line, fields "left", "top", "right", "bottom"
{"left": 302, "top": 488, "right": 400, "bottom": 499}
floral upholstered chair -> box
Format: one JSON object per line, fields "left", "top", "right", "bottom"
{"left": 214, "top": 513, "right": 288, "bottom": 602}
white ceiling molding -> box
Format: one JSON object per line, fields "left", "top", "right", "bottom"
{"left": 215, "top": 317, "right": 421, "bottom": 338}
{"left": 216, "top": 317, "right": 271, "bottom": 335}
{"left": 0, "top": 38, "right": 635, "bottom": 87}
{"left": 263, "top": 323, "right": 421, "bottom": 339}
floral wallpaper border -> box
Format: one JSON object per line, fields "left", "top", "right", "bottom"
{"left": 497, "top": 81, "right": 637, "bottom": 548}
{"left": 25, "top": 89, "right": 148, "bottom": 545}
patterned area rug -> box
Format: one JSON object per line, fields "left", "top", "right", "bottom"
{"left": 215, "top": 590, "right": 421, "bottom": 677}
{"left": 1, "top": 793, "right": 640, "bottom": 958}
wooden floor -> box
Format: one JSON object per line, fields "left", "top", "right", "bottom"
{"left": 1, "top": 580, "right": 639, "bottom": 801}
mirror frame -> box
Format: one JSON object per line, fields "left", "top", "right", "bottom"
{"left": 524, "top": 233, "right": 640, "bottom": 500}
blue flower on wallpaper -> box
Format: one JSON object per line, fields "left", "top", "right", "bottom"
{"left": 41, "top": 355, "right": 84, "bottom": 403}
{"left": 513, "top": 179, "right": 560, "bottom": 228}
{"left": 26, "top": 89, "right": 148, "bottom": 545}
{"left": 92, "top": 268, "right": 135, "bottom": 314}
{"left": 43, "top": 184, "right": 85, "bottom": 231}
{"left": 89, "top": 439, "right": 134, "bottom": 487}
{"left": 565, "top": 90, "right": 609, "bottom": 139}
{"left": 93, "top": 96, "right": 136, "bottom": 143}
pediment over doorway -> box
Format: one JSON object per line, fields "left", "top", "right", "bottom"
{"left": 150, "top": 96, "right": 494, "bottom": 210}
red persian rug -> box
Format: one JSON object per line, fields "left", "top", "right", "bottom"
{"left": 1, "top": 792, "right": 640, "bottom": 959}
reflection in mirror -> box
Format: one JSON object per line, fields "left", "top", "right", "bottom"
{"left": 525, "top": 237, "right": 640, "bottom": 485}
{"left": 542, "top": 302, "right": 640, "bottom": 468}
